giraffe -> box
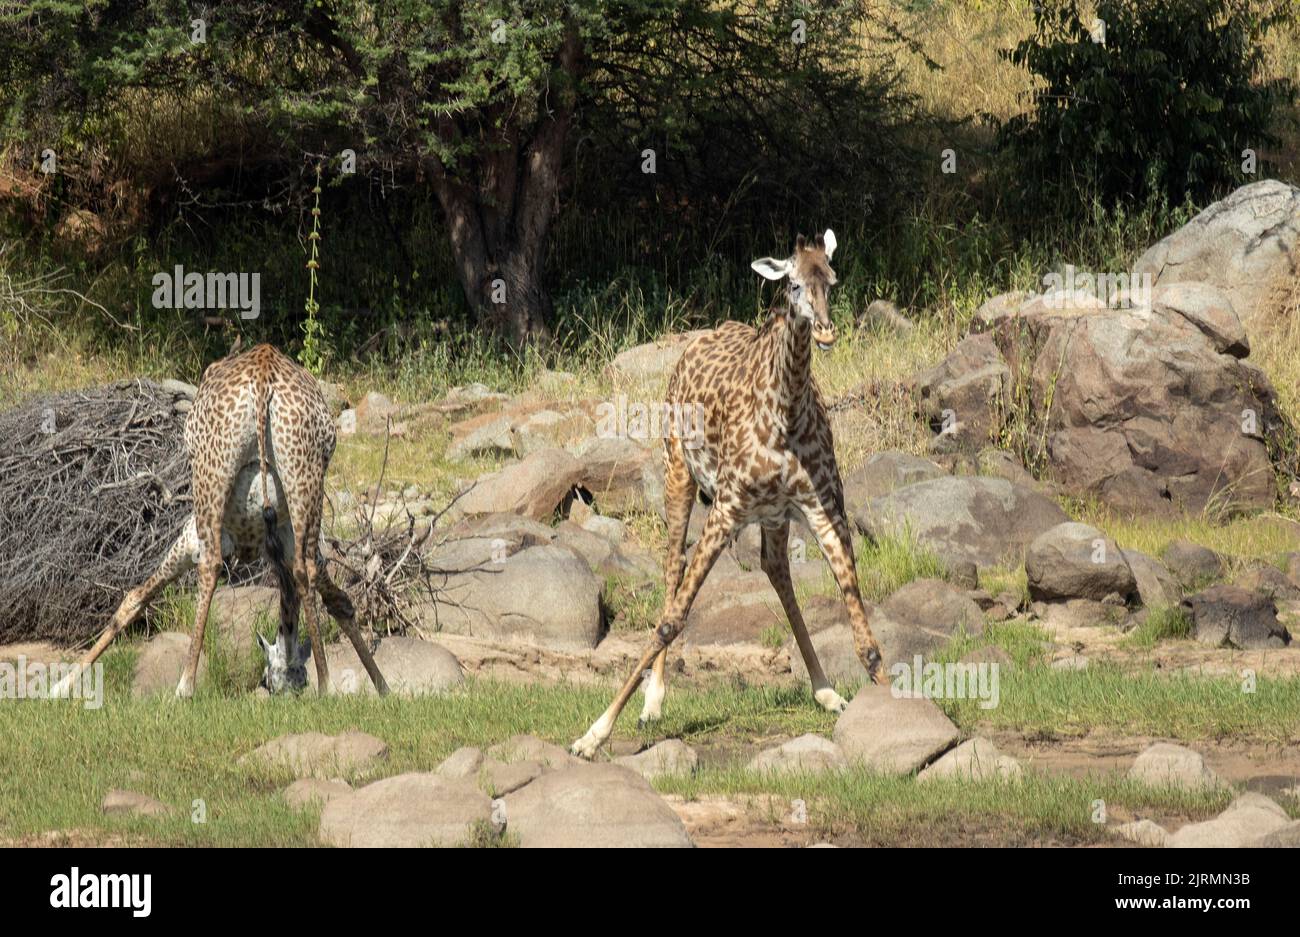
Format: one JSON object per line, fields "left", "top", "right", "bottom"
{"left": 571, "top": 230, "right": 885, "bottom": 757}
{"left": 53, "top": 344, "right": 387, "bottom": 698}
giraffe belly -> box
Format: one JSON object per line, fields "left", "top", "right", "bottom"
{"left": 222, "top": 463, "right": 288, "bottom": 561}
{"left": 682, "top": 446, "right": 719, "bottom": 499}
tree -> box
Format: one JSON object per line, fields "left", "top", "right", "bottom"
{"left": 1, "top": 0, "right": 909, "bottom": 345}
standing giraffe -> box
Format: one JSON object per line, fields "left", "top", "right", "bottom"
{"left": 55, "top": 344, "right": 387, "bottom": 698}
{"left": 572, "top": 230, "right": 884, "bottom": 757}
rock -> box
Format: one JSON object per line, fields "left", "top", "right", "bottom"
{"left": 283, "top": 778, "right": 352, "bottom": 811}
{"left": 319, "top": 773, "right": 493, "bottom": 847}
{"left": 446, "top": 412, "right": 516, "bottom": 460}
{"left": 681, "top": 571, "right": 782, "bottom": 648}
{"left": 1122, "top": 550, "right": 1183, "bottom": 608}
{"left": 789, "top": 597, "right": 949, "bottom": 687}
{"left": 481, "top": 760, "right": 544, "bottom": 796}
{"left": 573, "top": 436, "right": 655, "bottom": 516}
{"left": 605, "top": 332, "right": 709, "bottom": 385}
{"left": 1233, "top": 564, "right": 1300, "bottom": 602}
{"left": 316, "top": 380, "right": 348, "bottom": 418}
{"left": 1025, "top": 523, "right": 1137, "bottom": 602}
{"left": 355, "top": 391, "right": 399, "bottom": 433}
{"left": 916, "top": 737, "right": 1021, "bottom": 782}
{"left": 614, "top": 740, "right": 699, "bottom": 780}
{"left": 131, "top": 631, "right": 204, "bottom": 698}
{"left": 101, "top": 789, "right": 176, "bottom": 818}
{"left": 486, "top": 734, "right": 582, "bottom": 770}
{"left": 504, "top": 764, "right": 693, "bottom": 848}
{"left": 1253, "top": 821, "right": 1300, "bottom": 847}
{"left": 240, "top": 731, "right": 388, "bottom": 780}
{"left": 974, "top": 283, "right": 1281, "bottom": 515}
{"left": 858, "top": 299, "right": 915, "bottom": 334}
{"left": 977, "top": 448, "right": 1043, "bottom": 493}
{"left": 454, "top": 448, "right": 584, "bottom": 521}
{"left": 970, "top": 291, "right": 1034, "bottom": 333}
{"left": 1127, "top": 742, "right": 1223, "bottom": 791}
{"left": 510, "top": 407, "right": 590, "bottom": 457}
{"left": 748, "top": 734, "right": 848, "bottom": 775}
{"left": 854, "top": 476, "right": 1069, "bottom": 570}
{"left": 842, "top": 451, "right": 947, "bottom": 514}
{"left": 915, "top": 333, "right": 1009, "bottom": 448}
{"left": 582, "top": 514, "right": 626, "bottom": 543}
{"left": 1161, "top": 540, "right": 1225, "bottom": 587}
{"left": 1183, "top": 585, "right": 1291, "bottom": 649}
{"left": 158, "top": 377, "right": 198, "bottom": 399}
{"left": 437, "top": 746, "right": 486, "bottom": 779}
{"left": 307, "top": 636, "right": 463, "bottom": 696}
{"left": 208, "top": 585, "right": 279, "bottom": 655}
{"left": 1112, "top": 819, "right": 1169, "bottom": 847}
{"left": 1134, "top": 179, "right": 1300, "bottom": 330}
{"left": 1166, "top": 793, "right": 1291, "bottom": 848}
{"left": 881, "top": 578, "right": 984, "bottom": 637}
{"left": 832, "top": 685, "right": 960, "bottom": 775}
{"left": 417, "top": 544, "right": 604, "bottom": 650}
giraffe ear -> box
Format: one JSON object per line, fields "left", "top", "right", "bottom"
{"left": 751, "top": 257, "right": 792, "bottom": 281}
{"left": 823, "top": 229, "right": 837, "bottom": 260}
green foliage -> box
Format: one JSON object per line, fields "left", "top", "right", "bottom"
{"left": 996, "top": 0, "right": 1296, "bottom": 214}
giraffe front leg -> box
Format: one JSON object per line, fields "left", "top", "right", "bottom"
{"left": 573, "top": 498, "right": 738, "bottom": 758}
{"left": 802, "top": 501, "right": 886, "bottom": 688}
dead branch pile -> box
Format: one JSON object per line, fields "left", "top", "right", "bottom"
{"left": 0, "top": 379, "right": 196, "bottom": 644}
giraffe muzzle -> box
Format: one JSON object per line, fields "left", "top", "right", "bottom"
{"left": 813, "top": 323, "right": 836, "bottom": 351}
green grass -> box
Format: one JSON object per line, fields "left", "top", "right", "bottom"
{"left": 657, "top": 767, "right": 1233, "bottom": 847}
{"left": 1123, "top": 606, "right": 1195, "bottom": 650}
{"left": 3, "top": 671, "right": 1273, "bottom": 847}
{"left": 0, "top": 680, "right": 837, "bottom": 845}
{"left": 854, "top": 530, "right": 947, "bottom": 602}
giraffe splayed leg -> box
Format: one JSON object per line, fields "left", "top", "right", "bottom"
{"left": 574, "top": 230, "right": 885, "bottom": 757}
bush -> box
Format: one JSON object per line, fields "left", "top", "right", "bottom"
{"left": 996, "top": 0, "right": 1296, "bottom": 215}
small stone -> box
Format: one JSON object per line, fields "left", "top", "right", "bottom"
{"left": 283, "top": 778, "right": 352, "bottom": 811}
{"left": 1128, "top": 742, "right": 1222, "bottom": 791}
{"left": 748, "top": 734, "right": 847, "bottom": 776}
{"left": 1112, "top": 819, "right": 1169, "bottom": 847}
{"left": 101, "top": 789, "right": 176, "bottom": 818}
{"left": 614, "top": 740, "right": 699, "bottom": 780}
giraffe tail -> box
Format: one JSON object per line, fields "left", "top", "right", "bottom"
{"left": 257, "top": 385, "right": 295, "bottom": 615}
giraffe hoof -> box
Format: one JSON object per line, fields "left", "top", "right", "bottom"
{"left": 814, "top": 687, "right": 849, "bottom": 714}
{"left": 570, "top": 732, "right": 603, "bottom": 760}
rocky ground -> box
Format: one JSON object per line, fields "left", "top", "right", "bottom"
{"left": 4, "top": 180, "right": 1300, "bottom": 847}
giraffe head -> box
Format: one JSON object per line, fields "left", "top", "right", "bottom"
{"left": 256, "top": 628, "right": 312, "bottom": 694}
{"left": 751, "top": 229, "right": 839, "bottom": 350}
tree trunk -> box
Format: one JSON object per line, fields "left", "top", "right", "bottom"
{"left": 429, "top": 24, "right": 580, "bottom": 347}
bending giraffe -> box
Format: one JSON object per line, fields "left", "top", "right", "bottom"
{"left": 54, "top": 344, "right": 387, "bottom": 698}
{"left": 572, "top": 230, "right": 884, "bottom": 757}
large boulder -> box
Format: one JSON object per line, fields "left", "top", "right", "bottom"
{"left": 307, "top": 637, "right": 463, "bottom": 696}
{"left": 1025, "top": 522, "right": 1137, "bottom": 602}
{"left": 1127, "top": 742, "right": 1222, "bottom": 792}
{"left": 854, "top": 475, "right": 1068, "bottom": 569}
{"left": 972, "top": 282, "right": 1282, "bottom": 515}
{"left": 418, "top": 544, "right": 604, "bottom": 650}
{"left": 572, "top": 436, "right": 656, "bottom": 516}
{"left": 914, "top": 333, "right": 1010, "bottom": 449}
{"left": 131, "top": 632, "right": 204, "bottom": 698}
{"left": 1183, "top": 585, "right": 1291, "bottom": 649}
{"left": 453, "top": 448, "right": 584, "bottom": 521}
{"left": 240, "top": 731, "right": 388, "bottom": 780}
{"left": 881, "top": 578, "right": 984, "bottom": 636}
{"left": 842, "top": 451, "right": 947, "bottom": 514}
{"left": 604, "top": 331, "right": 709, "bottom": 385}
{"left": 503, "top": 764, "right": 693, "bottom": 848}
{"left": 788, "top": 597, "right": 950, "bottom": 687}
{"left": 1135, "top": 180, "right": 1300, "bottom": 331}
{"left": 1166, "top": 793, "right": 1292, "bottom": 848}
{"left": 319, "top": 773, "right": 493, "bottom": 847}
{"left": 832, "top": 685, "right": 959, "bottom": 775}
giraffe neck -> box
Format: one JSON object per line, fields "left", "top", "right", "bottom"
{"left": 758, "top": 309, "right": 812, "bottom": 432}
